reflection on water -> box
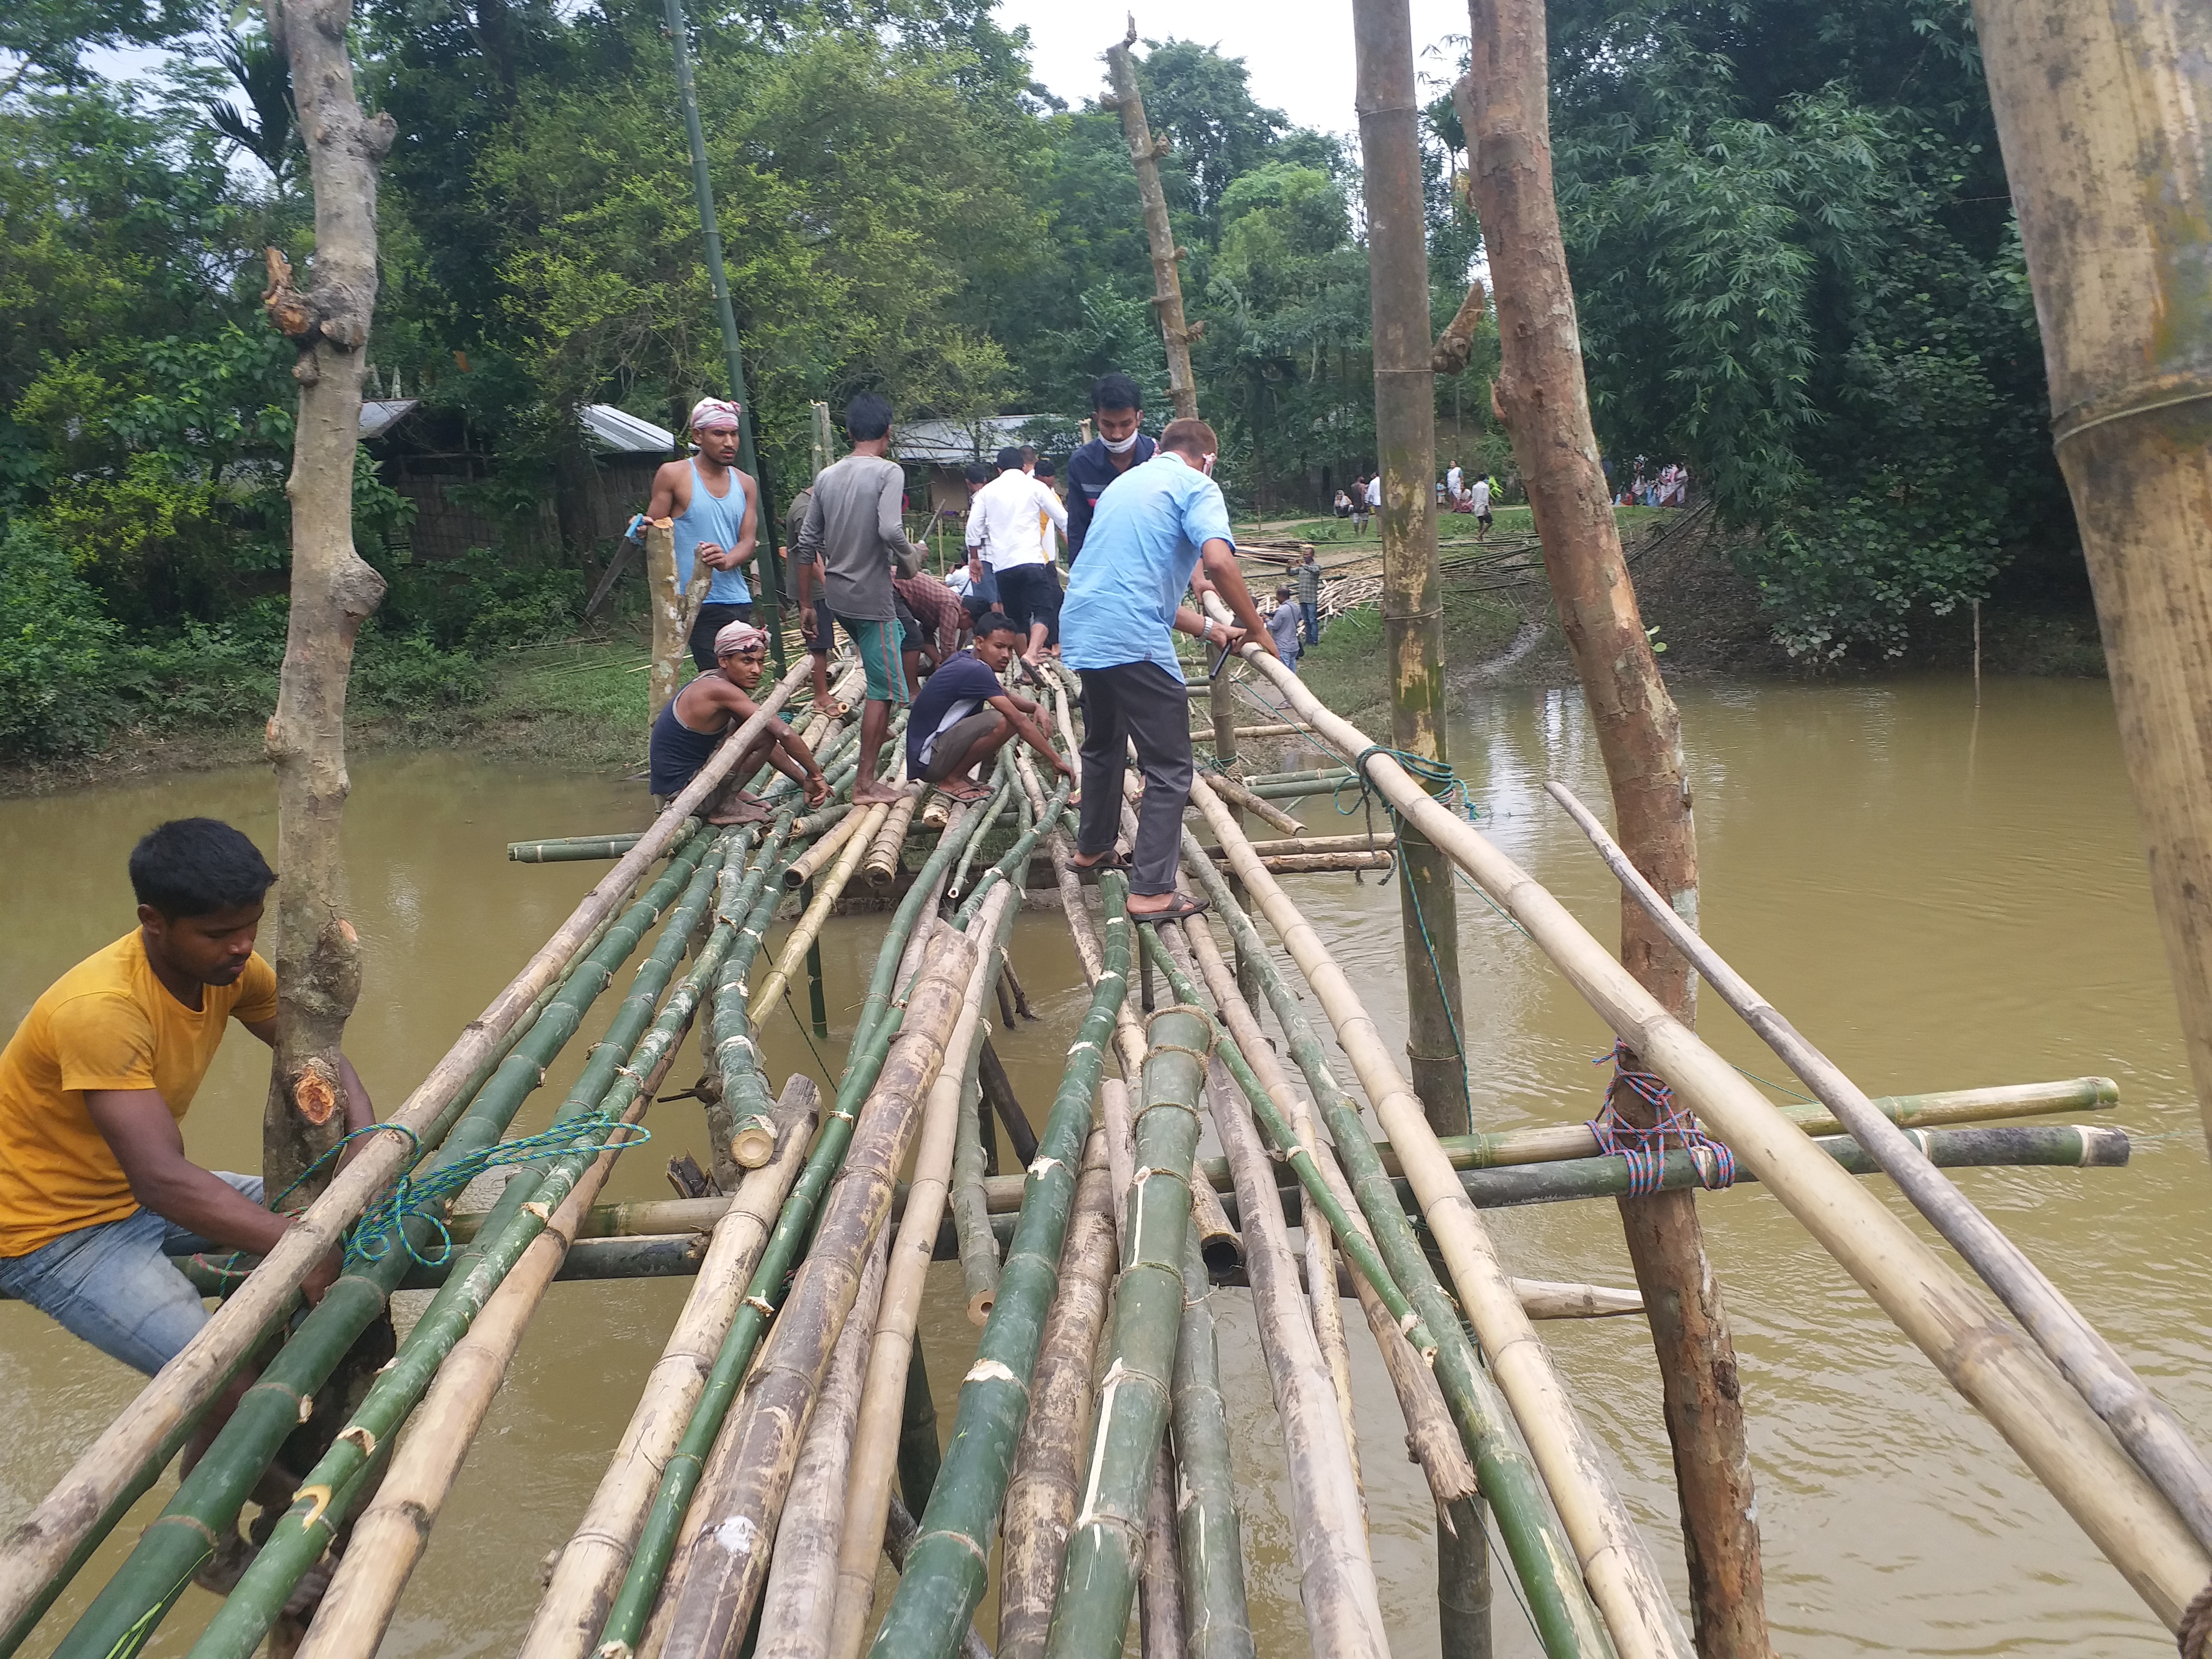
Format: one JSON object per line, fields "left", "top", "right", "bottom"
{"left": 2, "top": 677, "right": 2205, "bottom": 1657}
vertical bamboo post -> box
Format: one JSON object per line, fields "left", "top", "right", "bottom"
{"left": 1969, "top": 0, "right": 2212, "bottom": 1157}
{"left": 1105, "top": 17, "right": 1199, "bottom": 421}
{"left": 647, "top": 520, "right": 685, "bottom": 726}
{"left": 256, "top": 0, "right": 391, "bottom": 1200}
{"left": 1352, "top": 0, "right": 1469, "bottom": 1138}
{"left": 1455, "top": 0, "right": 1770, "bottom": 1644}
{"left": 661, "top": 0, "right": 783, "bottom": 666}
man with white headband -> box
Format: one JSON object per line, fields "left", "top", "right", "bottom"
{"left": 1063, "top": 371, "right": 1155, "bottom": 568}
{"left": 645, "top": 397, "right": 760, "bottom": 672}
{"left": 1058, "top": 417, "right": 1277, "bottom": 923}
{"left": 648, "top": 619, "right": 828, "bottom": 824}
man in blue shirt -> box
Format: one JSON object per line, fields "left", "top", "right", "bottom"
{"left": 903, "top": 614, "right": 1072, "bottom": 801}
{"left": 1063, "top": 372, "right": 1157, "bottom": 566}
{"left": 1059, "top": 418, "right": 1277, "bottom": 922}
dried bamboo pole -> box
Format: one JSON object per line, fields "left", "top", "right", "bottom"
{"left": 864, "top": 771, "right": 921, "bottom": 888}
{"left": 1040, "top": 1003, "right": 1211, "bottom": 1659}
{"left": 752, "top": 802, "right": 890, "bottom": 1017}
{"left": 997, "top": 1144, "right": 1117, "bottom": 1659}
{"left": 867, "top": 878, "right": 1133, "bottom": 1659}
{"left": 1177, "top": 770, "right": 1302, "bottom": 836}
{"left": 753, "top": 1234, "right": 890, "bottom": 1659}
{"left": 826, "top": 884, "right": 1020, "bottom": 1659}
{"left": 1178, "top": 793, "right": 1613, "bottom": 1659}
{"left": 655, "top": 936, "right": 980, "bottom": 1659}
{"left": 718, "top": 824, "right": 806, "bottom": 1171}
{"left": 1104, "top": 18, "right": 1199, "bottom": 419}
{"left": 1139, "top": 1448, "right": 1187, "bottom": 1659}
{"left": 783, "top": 797, "right": 884, "bottom": 890}
{"left": 1193, "top": 1046, "right": 1389, "bottom": 1658}
{"left": 953, "top": 1055, "right": 1001, "bottom": 1323}
{"left": 1202, "top": 834, "right": 1391, "bottom": 858}
{"left": 1551, "top": 779, "right": 2212, "bottom": 1552}
{"left": 1189, "top": 1159, "right": 1244, "bottom": 1271}
{"left": 520, "top": 1078, "right": 818, "bottom": 1659}
{"left": 0, "top": 659, "right": 806, "bottom": 1647}
{"left": 1226, "top": 637, "right": 2212, "bottom": 1625}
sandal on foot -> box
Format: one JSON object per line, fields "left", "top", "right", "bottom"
{"left": 1132, "top": 893, "right": 1209, "bottom": 925}
{"left": 1070, "top": 849, "right": 1126, "bottom": 876}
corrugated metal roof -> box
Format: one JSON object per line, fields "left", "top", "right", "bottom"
{"left": 892, "top": 415, "right": 1054, "bottom": 464}
{"left": 357, "top": 400, "right": 674, "bottom": 454}
{"left": 359, "top": 398, "right": 420, "bottom": 441}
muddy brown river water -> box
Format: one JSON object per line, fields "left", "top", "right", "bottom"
{"left": 3, "top": 673, "right": 2207, "bottom": 1657}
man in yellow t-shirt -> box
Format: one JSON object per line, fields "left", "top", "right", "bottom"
{"left": 0, "top": 818, "right": 373, "bottom": 1397}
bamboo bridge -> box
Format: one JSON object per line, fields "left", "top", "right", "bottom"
{"left": 2, "top": 621, "right": 2208, "bottom": 1659}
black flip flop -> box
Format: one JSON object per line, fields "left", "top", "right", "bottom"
{"left": 1070, "top": 850, "right": 1126, "bottom": 878}
{"left": 1133, "top": 892, "right": 1208, "bottom": 925}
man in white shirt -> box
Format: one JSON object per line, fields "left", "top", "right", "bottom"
{"left": 1446, "top": 462, "right": 1463, "bottom": 502}
{"left": 966, "top": 445, "right": 1068, "bottom": 669}
{"left": 1470, "top": 474, "right": 1493, "bottom": 540}
{"left": 1365, "top": 471, "right": 1382, "bottom": 514}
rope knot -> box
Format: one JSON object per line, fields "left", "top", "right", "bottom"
{"left": 1586, "top": 1043, "right": 1736, "bottom": 1196}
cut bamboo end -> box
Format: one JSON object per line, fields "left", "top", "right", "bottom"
{"left": 730, "top": 1116, "right": 778, "bottom": 1171}
{"left": 966, "top": 1289, "right": 996, "bottom": 1326}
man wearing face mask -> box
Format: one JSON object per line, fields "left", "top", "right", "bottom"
{"left": 1059, "top": 418, "right": 1278, "bottom": 923}
{"left": 1063, "top": 372, "right": 1156, "bottom": 567}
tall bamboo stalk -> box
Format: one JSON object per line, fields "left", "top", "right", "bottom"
{"left": 1551, "top": 780, "right": 2212, "bottom": 1552}
{"left": 1104, "top": 20, "right": 1199, "bottom": 419}
{"left": 867, "top": 878, "right": 1133, "bottom": 1659}
{"left": 1040, "top": 1002, "right": 1211, "bottom": 1659}
{"left": 655, "top": 938, "right": 978, "bottom": 1659}
{"left": 520, "top": 1078, "right": 818, "bottom": 1659}
{"left": 827, "top": 885, "right": 1020, "bottom": 1659}
{"left": 50, "top": 833, "right": 726, "bottom": 1659}
{"left": 1965, "top": 0, "right": 2212, "bottom": 1158}
{"left": 1454, "top": 0, "right": 1764, "bottom": 1628}
{"left": 1226, "top": 632, "right": 2212, "bottom": 1627}
{"left": 997, "top": 1145, "right": 1118, "bottom": 1659}
{"left": 753, "top": 1234, "right": 891, "bottom": 1659}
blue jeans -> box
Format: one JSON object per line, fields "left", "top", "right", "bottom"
{"left": 1301, "top": 600, "right": 1321, "bottom": 646}
{"left": 0, "top": 1173, "right": 264, "bottom": 1376}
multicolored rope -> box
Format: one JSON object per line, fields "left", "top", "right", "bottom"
{"left": 1586, "top": 1043, "right": 1737, "bottom": 1195}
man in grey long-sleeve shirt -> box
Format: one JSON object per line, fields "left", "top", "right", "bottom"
{"left": 793, "top": 391, "right": 923, "bottom": 804}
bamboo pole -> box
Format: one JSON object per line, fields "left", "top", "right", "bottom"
{"left": 1203, "top": 834, "right": 1391, "bottom": 858}
{"left": 1551, "top": 779, "right": 2212, "bottom": 1551}
{"left": 783, "top": 798, "right": 883, "bottom": 891}
{"left": 655, "top": 935, "right": 980, "bottom": 1659}
{"left": 753, "top": 1234, "right": 890, "bottom": 1659}
{"left": 864, "top": 775, "right": 921, "bottom": 889}
{"left": 1104, "top": 18, "right": 1199, "bottom": 420}
{"left": 1185, "top": 778, "right": 1646, "bottom": 1657}
{"left": 867, "top": 878, "right": 1133, "bottom": 1659}
{"left": 1190, "top": 722, "right": 1308, "bottom": 741}
{"left": 898, "top": 1353, "right": 942, "bottom": 1516}
{"left": 953, "top": 1051, "right": 1001, "bottom": 1323}
{"left": 520, "top": 1078, "right": 818, "bottom": 1659}
{"left": 1188, "top": 771, "right": 1303, "bottom": 836}
{"left": 1455, "top": 0, "right": 1763, "bottom": 1625}
{"left": 998, "top": 1144, "right": 1118, "bottom": 1659}
{"left": 1966, "top": 0, "right": 2212, "bottom": 1159}
{"left": 1040, "top": 1003, "right": 1212, "bottom": 1659}
{"left": 881, "top": 1497, "right": 993, "bottom": 1659}
{"left": 977, "top": 1041, "right": 1041, "bottom": 1168}
{"left": 0, "top": 655, "right": 802, "bottom": 1651}
{"left": 827, "top": 884, "right": 1020, "bottom": 1659}
{"left": 511, "top": 827, "right": 694, "bottom": 863}
{"left": 47, "top": 833, "right": 728, "bottom": 1659}
{"left": 752, "top": 802, "right": 889, "bottom": 1018}
{"left": 1139, "top": 1447, "right": 1188, "bottom": 1658}
{"left": 1226, "top": 634, "right": 2212, "bottom": 1626}
{"left": 1171, "top": 1230, "right": 1257, "bottom": 1659}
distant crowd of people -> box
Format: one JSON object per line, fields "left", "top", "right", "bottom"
{"left": 1621, "top": 461, "right": 1689, "bottom": 508}
{"left": 1331, "top": 463, "right": 1500, "bottom": 538}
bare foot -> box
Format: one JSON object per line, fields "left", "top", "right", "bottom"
{"left": 708, "top": 791, "right": 775, "bottom": 826}
{"left": 853, "top": 779, "right": 908, "bottom": 806}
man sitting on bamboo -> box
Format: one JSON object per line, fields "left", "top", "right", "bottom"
{"left": 649, "top": 620, "right": 830, "bottom": 822}
{"left": 903, "top": 613, "right": 1074, "bottom": 803}
{"left": 0, "top": 818, "right": 374, "bottom": 1485}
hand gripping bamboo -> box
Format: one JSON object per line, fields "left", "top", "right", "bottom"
{"left": 0, "top": 663, "right": 811, "bottom": 1648}
{"left": 1215, "top": 618, "right": 2212, "bottom": 1627}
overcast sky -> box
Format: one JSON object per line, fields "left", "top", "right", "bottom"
{"left": 998, "top": 0, "right": 1472, "bottom": 142}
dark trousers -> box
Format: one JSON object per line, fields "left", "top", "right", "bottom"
{"left": 688, "top": 601, "right": 754, "bottom": 672}
{"left": 1301, "top": 600, "right": 1321, "bottom": 646}
{"left": 1077, "top": 661, "right": 1192, "bottom": 898}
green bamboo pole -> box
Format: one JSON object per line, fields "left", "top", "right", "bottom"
{"left": 596, "top": 802, "right": 996, "bottom": 1654}
{"left": 952, "top": 774, "right": 1070, "bottom": 929}
{"left": 1179, "top": 847, "right": 1606, "bottom": 1658}
{"left": 897, "top": 1348, "right": 943, "bottom": 1514}
{"left": 947, "top": 761, "right": 1016, "bottom": 903}
{"left": 866, "top": 876, "right": 1132, "bottom": 1659}
{"left": 952, "top": 1051, "right": 1000, "bottom": 1323}
{"left": 47, "top": 832, "right": 724, "bottom": 1659}
{"left": 180, "top": 839, "right": 743, "bottom": 1659}
{"left": 1173, "top": 1231, "right": 1256, "bottom": 1659}
{"left": 510, "top": 827, "right": 699, "bottom": 863}
{"left": 714, "top": 810, "right": 804, "bottom": 1168}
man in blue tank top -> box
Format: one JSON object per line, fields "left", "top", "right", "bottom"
{"left": 646, "top": 397, "right": 760, "bottom": 671}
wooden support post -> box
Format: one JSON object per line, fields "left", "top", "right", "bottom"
{"left": 1105, "top": 17, "right": 1199, "bottom": 420}
{"left": 1457, "top": 1, "right": 1769, "bottom": 1647}
{"left": 1968, "top": 0, "right": 2212, "bottom": 1158}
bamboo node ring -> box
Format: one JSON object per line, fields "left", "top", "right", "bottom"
{"left": 1027, "top": 1154, "right": 1066, "bottom": 1179}
{"left": 964, "top": 1358, "right": 1022, "bottom": 1388}
{"left": 745, "top": 1295, "right": 777, "bottom": 1316}
{"left": 339, "top": 1424, "right": 376, "bottom": 1455}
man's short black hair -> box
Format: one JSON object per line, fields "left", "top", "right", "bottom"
{"left": 963, "top": 462, "right": 992, "bottom": 484}
{"left": 1035, "top": 457, "right": 1058, "bottom": 479}
{"left": 974, "top": 612, "right": 1023, "bottom": 639}
{"left": 994, "top": 446, "right": 1025, "bottom": 472}
{"left": 845, "top": 392, "right": 894, "bottom": 442}
{"left": 1091, "top": 372, "right": 1142, "bottom": 414}
{"left": 130, "top": 819, "right": 276, "bottom": 918}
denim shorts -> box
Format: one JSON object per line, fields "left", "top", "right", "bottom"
{"left": 0, "top": 1173, "right": 264, "bottom": 1376}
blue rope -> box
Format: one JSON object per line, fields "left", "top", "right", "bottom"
{"left": 1586, "top": 1042, "right": 1736, "bottom": 1195}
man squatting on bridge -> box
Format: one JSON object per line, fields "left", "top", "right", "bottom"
{"left": 649, "top": 619, "right": 831, "bottom": 822}
{"left": 903, "top": 612, "right": 1076, "bottom": 803}
{"left": 0, "top": 818, "right": 376, "bottom": 1502}
{"left": 645, "top": 397, "right": 760, "bottom": 671}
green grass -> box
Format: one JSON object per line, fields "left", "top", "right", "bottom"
{"left": 1287, "top": 587, "right": 1529, "bottom": 726}
{"left": 1237, "top": 503, "right": 1672, "bottom": 551}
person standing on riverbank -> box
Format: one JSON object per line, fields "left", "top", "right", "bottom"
{"left": 965, "top": 446, "right": 1067, "bottom": 671}
{"left": 650, "top": 620, "right": 830, "bottom": 821}
{"left": 0, "top": 819, "right": 375, "bottom": 1488}
{"left": 1296, "top": 546, "right": 1324, "bottom": 646}
{"left": 1268, "top": 584, "right": 1303, "bottom": 673}
{"left": 1064, "top": 373, "right": 1156, "bottom": 566}
{"left": 1470, "top": 473, "right": 1493, "bottom": 540}
{"left": 644, "top": 398, "right": 759, "bottom": 671}
{"left": 1059, "top": 418, "right": 1277, "bottom": 923}
{"left": 793, "top": 392, "right": 925, "bottom": 805}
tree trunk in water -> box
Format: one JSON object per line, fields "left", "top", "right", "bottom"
{"left": 1968, "top": 0, "right": 2212, "bottom": 1157}
{"left": 1106, "top": 21, "right": 1199, "bottom": 420}
{"left": 1455, "top": 2, "right": 1772, "bottom": 1649}
{"left": 258, "top": 0, "right": 392, "bottom": 1202}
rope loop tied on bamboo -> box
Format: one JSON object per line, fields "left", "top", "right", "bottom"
{"left": 1586, "top": 1042, "right": 1736, "bottom": 1195}
{"left": 2178, "top": 1575, "right": 2212, "bottom": 1659}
